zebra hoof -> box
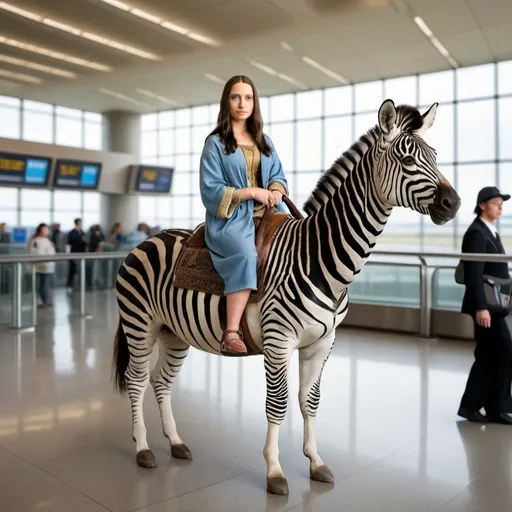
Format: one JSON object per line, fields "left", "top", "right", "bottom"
{"left": 267, "top": 476, "right": 289, "bottom": 495}
{"left": 310, "top": 464, "right": 334, "bottom": 483}
{"left": 136, "top": 449, "right": 157, "bottom": 468}
{"left": 171, "top": 443, "right": 192, "bottom": 460}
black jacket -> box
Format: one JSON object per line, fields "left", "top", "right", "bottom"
{"left": 461, "top": 216, "right": 509, "bottom": 315}
{"left": 67, "top": 228, "right": 87, "bottom": 253}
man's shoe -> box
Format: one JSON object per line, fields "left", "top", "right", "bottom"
{"left": 486, "top": 413, "right": 512, "bottom": 425}
{"left": 458, "top": 408, "right": 487, "bottom": 422}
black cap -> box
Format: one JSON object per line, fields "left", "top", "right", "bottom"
{"left": 474, "top": 186, "right": 511, "bottom": 214}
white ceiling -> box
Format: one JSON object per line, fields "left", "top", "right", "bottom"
{"left": 0, "top": 0, "right": 510, "bottom": 113}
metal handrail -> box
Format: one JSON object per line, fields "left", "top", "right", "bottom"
{"left": 0, "top": 249, "right": 510, "bottom": 264}
{"left": 0, "top": 251, "right": 125, "bottom": 264}
{"left": 1, "top": 249, "right": 508, "bottom": 338}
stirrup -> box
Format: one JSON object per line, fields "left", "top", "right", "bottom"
{"left": 221, "top": 328, "right": 247, "bottom": 355}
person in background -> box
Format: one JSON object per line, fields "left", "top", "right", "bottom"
{"left": 124, "top": 223, "right": 149, "bottom": 248}
{"left": 458, "top": 186, "right": 512, "bottom": 425}
{"left": 29, "top": 223, "right": 55, "bottom": 307}
{"left": 108, "top": 222, "right": 124, "bottom": 250}
{"left": 66, "top": 218, "right": 87, "bottom": 292}
{"left": 86, "top": 224, "right": 105, "bottom": 288}
{"left": 88, "top": 224, "right": 105, "bottom": 253}
{"left": 51, "top": 223, "right": 63, "bottom": 252}
{"left": 0, "top": 222, "right": 9, "bottom": 245}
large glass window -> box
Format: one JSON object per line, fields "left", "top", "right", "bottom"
{"left": 56, "top": 106, "right": 83, "bottom": 148}
{"left": 23, "top": 100, "right": 53, "bottom": 144}
{"left": 456, "top": 100, "right": 495, "bottom": 162}
{"left": 0, "top": 95, "right": 102, "bottom": 150}
{"left": 296, "top": 120, "right": 322, "bottom": 171}
{"left": 0, "top": 96, "right": 21, "bottom": 139}
{"left": 422, "top": 104, "right": 454, "bottom": 164}
{"left": 419, "top": 70, "right": 454, "bottom": 105}
{"left": 140, "top": 59, "right": 512, "bottom": 251}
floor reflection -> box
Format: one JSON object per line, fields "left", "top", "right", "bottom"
{"left": 0, "top": 289, "right": 505, "bottom": 512}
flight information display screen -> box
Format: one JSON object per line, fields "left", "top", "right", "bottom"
{"left": 53, "top": 159, "right": 102, "bottom": 189}
{"left": 0, "top": 152, "right": 51, "bottom": 186}
{"left": 134, "top": 165, "right": 173, "bottom": 193}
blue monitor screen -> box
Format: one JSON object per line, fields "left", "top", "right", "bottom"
{"left": 53, "top": 159, "right": 102, "bottom": 189}
{"left": 135, "top": 165, "right": 173, "bottom": 193}
{"left": 0, "top": 152, "right": 51, "bottom": 187}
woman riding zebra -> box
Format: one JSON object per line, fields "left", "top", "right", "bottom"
{"left": 199, "top": 75, "right": 289, "bottom": 356}
{"left": 112, "top": 75, "right": 460, "bottom": 495}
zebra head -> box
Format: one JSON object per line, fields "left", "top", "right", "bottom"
{"left": 376, "top": 99, "right": 460, "bottom": 225}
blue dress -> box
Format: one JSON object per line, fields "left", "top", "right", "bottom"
{"left": 199, "top": 134, "right": 288, "bottom": 294}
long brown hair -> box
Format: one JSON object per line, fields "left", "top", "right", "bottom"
{"left": 209, "top": 75, "right": 272, "bottom": 156}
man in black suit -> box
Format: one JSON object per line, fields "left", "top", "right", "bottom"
{"left": 458, "top": 186, "right": 512, "bottom": 425}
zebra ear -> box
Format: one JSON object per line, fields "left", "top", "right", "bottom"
{"left": 417, "top": 102, "right": 438, "bottom": 136}
{"left": 378, "top": 99, "right": 397, "bottom": 138}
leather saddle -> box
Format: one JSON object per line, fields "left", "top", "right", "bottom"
{"left": 173, "top": 197, "right": 303, "bottom": 355}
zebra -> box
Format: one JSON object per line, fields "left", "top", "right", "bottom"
{"left": 112, "top": 99, "right": 460, "bottom": 495}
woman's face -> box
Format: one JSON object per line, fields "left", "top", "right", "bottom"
{"left": 229, "top": 82, "right": 254, "bottom": 123}
{"left": 40, "top": 226, "right": 49, "bottom": 237}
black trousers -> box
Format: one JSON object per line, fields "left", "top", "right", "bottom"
{"left": 460, "top": 314, "right": 512, "bottom": 416}
{"left": 67, "top": 260, "right": 77, "bottom": 288}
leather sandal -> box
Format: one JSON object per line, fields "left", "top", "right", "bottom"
{"left": 221, "top": 329, "right": 247, "bottom": 355}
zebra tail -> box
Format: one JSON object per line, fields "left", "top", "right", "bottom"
{"left": 112, "top": 319, "right": 129, "bottom": 394}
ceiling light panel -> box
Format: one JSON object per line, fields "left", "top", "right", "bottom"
{"left": 98, "top": 0, "right": 219, "bottom": 46}
{"left": 204, "top": 73, "right": 225, "bottom": 85}
{"left": 0, "top": 35, "right": 111, "bottom": 71}
{"left": 0, "top": 53, "right": 76, "bottom": 78}
{"left": 413, "top": 16, "right": 459, "bottom": 68}
{"left": 281, "top": 42, "right": 349, "bottom": 85}
{"left": 0, "top": 1, "right": 159, "bottom": 60}
{"left": 248, "top": 59, "right": 307, "bottom": 90}
{"left": 99, "top": 87, "right": 152, "bottom": 108}
{"left": 135, "top": 88, "right": 181, "bottom": 106}
{"left": 0, "top": 68, "right": 41, "bottom": 83}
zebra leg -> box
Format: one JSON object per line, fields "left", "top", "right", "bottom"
{"left": 298, "top": 335, "right": 335, "bottom": 483}
{"left": 150, "top": 328, "right": 192, "bottom": 460}
{"left": 124, "top": 331, "right": 158, "bottom": 468}
{"left": 263, "top": 343, "right": 293, "bottom": 495}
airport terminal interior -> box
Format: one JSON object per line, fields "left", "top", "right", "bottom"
{"left": 0, "top": 0, "right": 512, "bottom": 510}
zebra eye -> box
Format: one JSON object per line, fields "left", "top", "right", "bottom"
{"left": 402, "top": 156, "right": 416, "bottom": 167}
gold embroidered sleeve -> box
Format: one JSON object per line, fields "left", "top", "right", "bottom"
{"left": 216, "top": 186, "right": 240, "bottom": 219}
{"left": 268, "top": 181, "right": 288, "bottom": 196}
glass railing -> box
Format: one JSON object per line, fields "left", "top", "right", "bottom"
{"left": 350, "top": 263, "right": 421, "bottom": 307}
{"left": 0, "top": 249, "right": 509, "bottom": 338}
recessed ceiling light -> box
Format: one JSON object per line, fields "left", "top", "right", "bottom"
{"left": 0, "top": 54, "right": 76, "bottom": 78}
{"left": 99, "top": 87, "right": 152, "bottom": 108}
{"left": 413, "top": 16, "right": 459, "bottom": 68}
{"left": 0, "top": 68, "right": 41, "bottom": 84}
{"left": 0, "top": 34, "right": 111, "bottom": 71}
{"left": 98, "top": 0, "right": 220, "bottom": 46}
{"left": 248, "top": 59, "right": 307, "bottom": 90}
{"left": 135, "top": 88, "right": 181, "bottom": 106}
{"left": 0, "top": 1, "right": 160, "bottom": 60}
{"left": 204, "top": 73, "right": 225, "bottom": 85}
{"left": 301, "top": 57, "right": 349, "bottom": 84}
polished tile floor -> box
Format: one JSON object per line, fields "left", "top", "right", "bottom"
{"left": 0, "top": 290, "right": 511, "bottom": 512}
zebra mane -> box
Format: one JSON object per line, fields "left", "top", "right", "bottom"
{"left": 303, "top": 104, "right": 424, "bottom": 215}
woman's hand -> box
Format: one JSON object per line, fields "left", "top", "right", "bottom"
{"left": 476, "top": 309, "right": 491, "bottom": 328}
{"left": 250, "top": 188, "right": 275, "bottom": 207}
{"left": 271, "top": 190, "right": 283, "bottom": 206}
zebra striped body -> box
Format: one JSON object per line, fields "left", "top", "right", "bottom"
{"left": 112, "top": 100, "right": 460, "bottom": 494}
